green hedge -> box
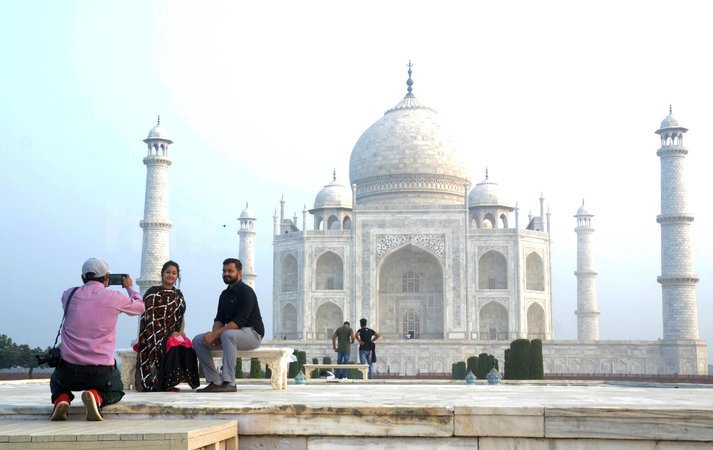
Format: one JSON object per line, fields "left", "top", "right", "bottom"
{"left": 509, "top": 339, "right": 531, "bottom": 380}
{"left": 529, "top": 339, "right": 544, "bottom": 380}
{"left": 249, "top": 357, "right": 263, "bottom": 378}
{"left": 235, "top": 357, "right": 243, "bottom": 379}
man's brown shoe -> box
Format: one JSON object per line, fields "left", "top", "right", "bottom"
{"left": 211, "top": 382, "right": 237, "bottom": 392}
{"left": 197, "top": 382, "right": 218, "bottom": 392}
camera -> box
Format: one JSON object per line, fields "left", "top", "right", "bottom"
{"left": 35, "top": 347, "right": 61, "bottom": 368}
{"left": 108, "top": 273, "right": 128, "bottom": 285}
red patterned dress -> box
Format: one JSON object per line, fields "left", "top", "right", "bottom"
{"left": 136, "top": 286, "right": 199, "bottom": 391}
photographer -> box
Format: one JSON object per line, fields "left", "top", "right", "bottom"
{"left": 49, "top": 258, "right": 144, "bottom": 421}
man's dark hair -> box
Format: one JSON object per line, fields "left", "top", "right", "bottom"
{"left": 223, "top": 258, "right": 242, "bottom": 270}
{"left": 344, "top": 321, "right": 350, "bottom": 326}
{"left": 360, "top": 318, "right": 367, "bottom": 327}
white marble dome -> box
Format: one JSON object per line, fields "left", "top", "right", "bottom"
{"left": 660, "top": 113, "right": 680, "bottom": 129}
{"left": 240, "top": 203, "right": 255, "bottom": 219}
{"left": 314, "top": 178, "right": 352, "bottom": 209}
{"left": 349, "top": 89, "right": 470, "bottom": 205}
{"left": 145, "top": 122, "right": 172, "bottom": 143}
{"left": 468, "top": 177, "right": 510, "bottom": 208}
{"left": 576, "top": 200, "right": 592, "bottom": 217}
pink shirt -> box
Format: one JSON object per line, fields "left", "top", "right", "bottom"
{"left": 60, "top": 281, "right": 145, "bottom": 366}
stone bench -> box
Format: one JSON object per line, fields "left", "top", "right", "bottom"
{"left": 117, "top": 347, "right": 294, "bottom": 391}
{"left": 303, "top": 363, "right": 369, "bottom": 380}
{"left": 209, "top": 347, "right": 294, "bottom": 390}
{"left": 0, "top": 419, "right": 237, "bottom": 450}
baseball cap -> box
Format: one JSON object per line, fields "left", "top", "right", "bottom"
{"left": 82, "top": 258, "right": 110, "bottom": 278}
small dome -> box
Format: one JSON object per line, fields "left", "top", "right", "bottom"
{"left": 146, "top": 125, "right": 172, "bottom": 141}
{"left": 314, "top": 178, "right": 352, "bottom": 210}
{"left": 575, "top": 200, "right": 592, "bottom": 217}
{"left": 660, "top": 113, "right": 680, "bottom": 129}
{"left": 468, "top": 177, "right": 510, "bottom": 208}
{"left": 240, "top": 203, "right": 255, "bottom": 220}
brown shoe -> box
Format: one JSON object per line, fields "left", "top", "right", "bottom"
{"left": 206, "top": 382, "right": 236, "bottom": 393}
{"left": 197, "top": 382, "right": 218, "bottom": 392}
{"left": 50, "top": 401, "right": 69, "bottom": 421}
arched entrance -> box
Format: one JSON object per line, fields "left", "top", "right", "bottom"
{"left": 378, "top": 244, "right": 444, "bottom": 339}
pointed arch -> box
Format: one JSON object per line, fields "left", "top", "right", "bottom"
{"left": 500, "top": 213, "right": 508, "bottom": 229}
{"left": 478, "top": 250, "right": 507, "bottom": 289}
{"left": 314, "top": 301, "right": 343, "bottom": 340}
{"left": 315, "top": 251, "right": 343, "bottom": 290}
{"left": 281, "top": 303, "right": 298, "bottom": 338}
{"left": 527, "top": 302, "right": 545, "bottom": 339}
{"left": 280, "top": 254, "right": 298, "bottom": 292}
{"left": 479, "top": 301, "right": 509, "bottom": 340}
{"left": 343, "top": 216, "right": 352, "bottom": 230}
{"left": 378, "top": 244, "right": 444, "bottom": 339}
{"left": 327, "top": 215, "right": 340, "bottom": 230}
{"left": 482, "top": 213, "right": 495, "bottom": 228}
{"left": 526, "top": 252, "right": 545, "bottom": 291}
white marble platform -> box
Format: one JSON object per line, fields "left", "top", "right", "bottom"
{"left": 2, "top": 379, "right": 713, "bottom": 449}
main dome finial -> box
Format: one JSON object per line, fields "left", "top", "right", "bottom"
{"left": 406, "top": 60, "right": 414, "bottom": 96}
{"left": 157, "top": 115, "right": 161, "bottom": 126}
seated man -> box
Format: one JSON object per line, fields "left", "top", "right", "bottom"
{"left": 193, "top": 258, "right": 264, "bottom": 392}
{"left": 50, "top": 258, "right": 144, "bottom": 421}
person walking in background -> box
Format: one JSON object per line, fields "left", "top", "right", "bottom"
{"left": 136, "top": 260, "right": 200, "bottom": 392}
{"left": 356, "top": 318, "right": 381, "bottom": 379}
{"left": 49, "top": 258, "right": 144, "bottom": 421}
{"left": 332, "top": 321, "right": 354, "bottom": 379}
{"left": 192, "top": 258, "right": 264, "bottom": 392}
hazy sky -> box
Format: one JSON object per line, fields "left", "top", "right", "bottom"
{"left": 1, "top": 1, "right": 712, "bottom": 362}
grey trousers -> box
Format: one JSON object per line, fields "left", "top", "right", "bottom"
{"left": 192, "top": 327, "right": 262, "bottom": 385}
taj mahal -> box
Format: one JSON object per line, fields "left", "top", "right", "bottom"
{"left": 136, "top": 66, "right": 707, "bottom": 376}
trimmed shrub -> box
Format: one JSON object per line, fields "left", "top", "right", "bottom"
{"left": 503, "top": 348, "right": 511, "bottom": 380}
{"left": 265, "top": 364, "right": 271, "bottom": 379}
{"left": 466, "top": 356, "right": 479, "bottom": 377}
{"left": 453, "top": 361, "right": 467, "bottom": 380}
{"left": 297, "top": 351, "right": 307, "bottom": 376}
{"left": 529, "top": 339, "right": 544, "bottom": 380}
{"left": 510, "top": 339, "right": 531, "bottom": 380}
{"left": 311, "top": 357, "right": 319, "bottom": 378}
{"left": 476, "top": 352, "right": 489, "bottom": 379}
{"left": 249, "top": 357, "right": 263, "bottom": 378}
{"left": 288, "top": 349, "right": 299, "bottom": 378}
{"left": 235, "top": 357, "right": 244, "bottom": 379}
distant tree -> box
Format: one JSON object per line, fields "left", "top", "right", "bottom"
{"left": 503, "top": 349, "right": 511, "bottom": 379}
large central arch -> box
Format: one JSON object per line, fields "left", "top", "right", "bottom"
{"left": 377, "top": 244, "right": 444, "bottom": 339}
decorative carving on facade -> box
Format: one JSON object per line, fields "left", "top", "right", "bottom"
{"left": 376, "top": 234, "right": 445, "bottom": 262}
{"left": 356, "top": 173, "right": 467, "bottom": 197}
{"left": 524, "top": 247, "right": 544, "bottom": 258}
{"left": 477, "top": 245, "right": 509, "bottom": 258}
{"left": 314, "top": 247, "right": 345, "bottom": 259}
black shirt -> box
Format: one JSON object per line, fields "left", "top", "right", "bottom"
{"left": 214, "top": 280, "right": 264, "bottom": 337}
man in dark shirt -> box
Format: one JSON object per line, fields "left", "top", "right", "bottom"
{"left": 193, "top": 258, "right": 264, "bottom": 392}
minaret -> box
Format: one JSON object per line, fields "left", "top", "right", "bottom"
{"left": 655, "top": 107, "right": 699, "bottom": 341}
{"left": 574, "top": 200, "right": 599, "bottom": 341}
{"left": 138, "top": 116, "right": 173, "bottom": 294}
{"left": 238, "top": 203, "right": 257, "bottom": 288}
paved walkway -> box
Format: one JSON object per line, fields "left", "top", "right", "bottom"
{"left": 3, "top": 379, "right": 713, "bottom": 449}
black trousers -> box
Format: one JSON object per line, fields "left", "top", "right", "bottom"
{"left": 49, "top": 359, "right": 124, "bottom": 406}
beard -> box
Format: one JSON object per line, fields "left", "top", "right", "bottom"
{"left": 223, "top": 275, "right": 237, "bottom": 285}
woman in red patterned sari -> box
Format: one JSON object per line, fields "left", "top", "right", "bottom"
{"left": 136, "top": 261, "right": 199, "bottom": 391}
